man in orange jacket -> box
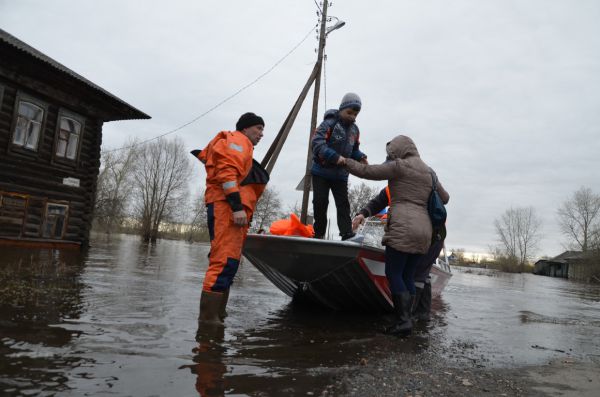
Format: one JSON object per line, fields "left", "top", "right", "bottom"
{"left": 192, "top": 112, "right": 269, "bottom": 325}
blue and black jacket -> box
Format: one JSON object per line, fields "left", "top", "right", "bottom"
{"left": 310, "top": 109, "right": 367, "bottom": 181}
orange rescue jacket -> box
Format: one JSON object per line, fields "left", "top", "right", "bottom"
{"left": 193, "top": 130, "right": 269, "bottom": 212}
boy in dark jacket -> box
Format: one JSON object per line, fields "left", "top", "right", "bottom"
{"left": 311, "top": 92, "right": 367, "bottom": 240}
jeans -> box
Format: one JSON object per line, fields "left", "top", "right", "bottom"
{"left": 414, "top": 238, "right": 445, "bottom": 283}
{"left": 385, "top": 246, "right": 423, "bottom": 295}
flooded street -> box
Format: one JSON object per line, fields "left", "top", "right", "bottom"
{"left": 1, "top": 235, "right": 600, "bottom": 396}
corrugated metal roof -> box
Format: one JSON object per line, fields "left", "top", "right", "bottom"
{"left": 0, "top": 28, "right": 150, "bottom": 121}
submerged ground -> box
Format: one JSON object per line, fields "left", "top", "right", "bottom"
{"left": 0, "top": 234, "right": 599, "bottom": 396}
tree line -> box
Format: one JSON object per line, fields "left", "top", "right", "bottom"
{"left": 94, "top": 137, "right": 380, "bottom": 242}
{"left": 94, "top": 137, "right": 192, "bottom": 242}
{"left": 95, "top": 138, "right": 600, "bottom": 279}
{"left": 487, "top": 186, "right": 600, "bottom": 274}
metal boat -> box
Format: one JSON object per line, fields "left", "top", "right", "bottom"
{"left": 243, "top": 232, "right": 452, "bottom": 313}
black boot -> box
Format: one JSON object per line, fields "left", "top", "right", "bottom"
{"left": 412, "top": 287, "right": 423, "bottom": 316}
{"left": 413, "top": 282, "right": 431, "bottom": 322}
{"left": 384, "top": 291, "right": 413, "bottom": 336}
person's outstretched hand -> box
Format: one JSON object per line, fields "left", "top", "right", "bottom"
{"left": 352, "top": 214, "right": 365, "bottom": 231}
{"left": 337, "top": 156, "right": 347, "bottom": 166}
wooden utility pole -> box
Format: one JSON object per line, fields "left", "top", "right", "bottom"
{"left": 300, "top": 0, "right": 329, "bottom": 224}
{"left": 261, "top": 62, "right": 320, "bottom": 173}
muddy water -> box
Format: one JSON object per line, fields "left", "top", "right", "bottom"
{"left": 1, "top": 235, "right": 599, "bottom": 396}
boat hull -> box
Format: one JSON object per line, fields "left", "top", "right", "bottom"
{"left": 243, "top": 234, "right": 451, "bottom": 313}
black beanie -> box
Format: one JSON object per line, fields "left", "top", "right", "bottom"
{"left": 236, "top": 112, "right": 265, "bottom": 131}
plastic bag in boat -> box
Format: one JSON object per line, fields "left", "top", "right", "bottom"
{"left": 269, "top": 213, "right": 314, "bottom": 237}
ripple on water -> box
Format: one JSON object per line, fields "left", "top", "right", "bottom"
{"left": 2, "top": 237, "right": 600, "bottom": 396}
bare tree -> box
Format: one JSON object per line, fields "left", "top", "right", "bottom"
{"left": 348, "top": 182, "right": 380, "bottom": 216}
{"left": 287, "top": 201, "right": 313, "bottom": 219}
{"left": 132, "top": 137, "right": 192, "bottom": 242}
{"left": 250, "top": 186, "right": 283, "bottom": 233}
{"left": 486, "top": 245, "right": 519, "bottom": 272}
{"left": 494, "top": 206, "right": 542, "bottom": 269}
{"left": 288, "top": 202, "right": 301, "bottom": 218}
{"left": 186, "top": 189, "right": 208, "bottom": 242}
{"left": 557, "top": 186, "right": 600, "bottom": 252}
{"left": 451, "top": 248, "right": 466, "bottom": 264}
{"left": 94, "top": 142, "right": 138, "bottom": 233}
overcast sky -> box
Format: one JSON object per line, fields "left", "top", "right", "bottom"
{"left": 2, "top": 0, "right": 599, "bottom": 258}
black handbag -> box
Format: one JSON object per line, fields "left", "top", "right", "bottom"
{"left": 427, "top": 169, "right": 447, "bottom": 228}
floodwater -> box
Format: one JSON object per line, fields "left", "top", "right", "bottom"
{"left": 1, "top": 235, "right": 599, "bottom": 396}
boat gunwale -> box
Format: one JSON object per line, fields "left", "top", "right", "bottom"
{"left": 244, "top": 233, "right": 452, "bottom": 277}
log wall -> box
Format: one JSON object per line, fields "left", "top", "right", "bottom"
{"left": 0, "top": 67, "right": 102, "bottom": 246}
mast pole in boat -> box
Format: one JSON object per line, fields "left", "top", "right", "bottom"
{"left": 261, "top": 63, "right": 320, "bottom": 174}
{"left": 300, "top": 0, "right": 329, "bottom": 224}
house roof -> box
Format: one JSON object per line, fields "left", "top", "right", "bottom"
{"left": 552, "top": 250, "right": 584, "bottom": 262}
{"left": 0, "top": 28, "right": 150, "bottom": 121}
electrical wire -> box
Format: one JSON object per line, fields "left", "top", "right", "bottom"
{"left": 313, "top": 0, "right": 322, "bottom": 13}
{"left": 105, "top": 24, "right": 317, "bottom": 153}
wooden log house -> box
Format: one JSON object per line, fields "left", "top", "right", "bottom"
{"left": 0, "top": 29, "right": 150, "bottom": 248}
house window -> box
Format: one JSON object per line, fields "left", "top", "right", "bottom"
{"left": 0, "top": 192, "right": 29, "bottom": 238}
{"left": 42, "top": 203, "right": 68, "bottom": 239}
{"left": 13, "top": 100, "right": 45, "bottom": 151}
{"left": 56, "top": 116, "right": 82, "bottom": 160}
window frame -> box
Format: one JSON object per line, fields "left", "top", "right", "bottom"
{"left": 52, "top": 108, "right": 85, "bottom": 166}
{"left": 0, "top": 191, "right": 30, "bottom": 238}
{"left": 41, "top": 202, "right": 69, "bottom": 240}
{"left": 8, "top": 92, "right": 49, "bottom": 157}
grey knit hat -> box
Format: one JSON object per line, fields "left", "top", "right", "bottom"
{"left": 339, "top": 92, "right": 362, "bottom": 111}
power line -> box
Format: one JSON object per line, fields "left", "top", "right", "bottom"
{"left": 313, "top": 0, "right": 322, "bottom": 13}
{"left": 105, "top": 24, "right": 317, "bottom": 153}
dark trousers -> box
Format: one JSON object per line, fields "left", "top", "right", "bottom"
{"left": 312, "top": 174, "right": 352, "bottom": 238}
{"left": 414, "top": 238, "right": 445, "bottom": 283}
{"left": 385, "top": 246, "right": 423, "bottom": 295}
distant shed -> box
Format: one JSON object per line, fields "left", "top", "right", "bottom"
{"left": 0, "top": 28, "right": 150, "bottom": 248}
{"left": 533, "top": 251, "right": 590, "bottom": 280}
{"left": 533, "top": 259, "right": 569, "bottom": 278}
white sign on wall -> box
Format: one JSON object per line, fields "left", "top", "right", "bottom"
{"left": 63, "top": 177, "right": 80, "bottom": 187}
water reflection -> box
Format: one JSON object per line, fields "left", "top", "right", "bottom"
{"left": 1, "top": 236, "right": 599, "bottom": 396}
{"left": 180, "top": 324, "right": 227, "bottom": 397}
{"left": 443, "top": 267, "right": 600, "bottom": 367}
{"left": 181, "top": 300, "right": 441, "bottom": 397}
{"left": 0, "top": 247, "right": 87, "bottom": 395}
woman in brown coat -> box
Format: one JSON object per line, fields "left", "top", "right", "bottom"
{"left": 337, "top": 135, "right": 449, "bottom": 336}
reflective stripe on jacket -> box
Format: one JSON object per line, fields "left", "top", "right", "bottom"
{"left": 196, "top": 130, "right": 255, "bottom": 208}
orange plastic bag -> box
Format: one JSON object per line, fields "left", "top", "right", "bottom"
{"left": 269, "top": 213, "right": 314, "bottom": 237}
